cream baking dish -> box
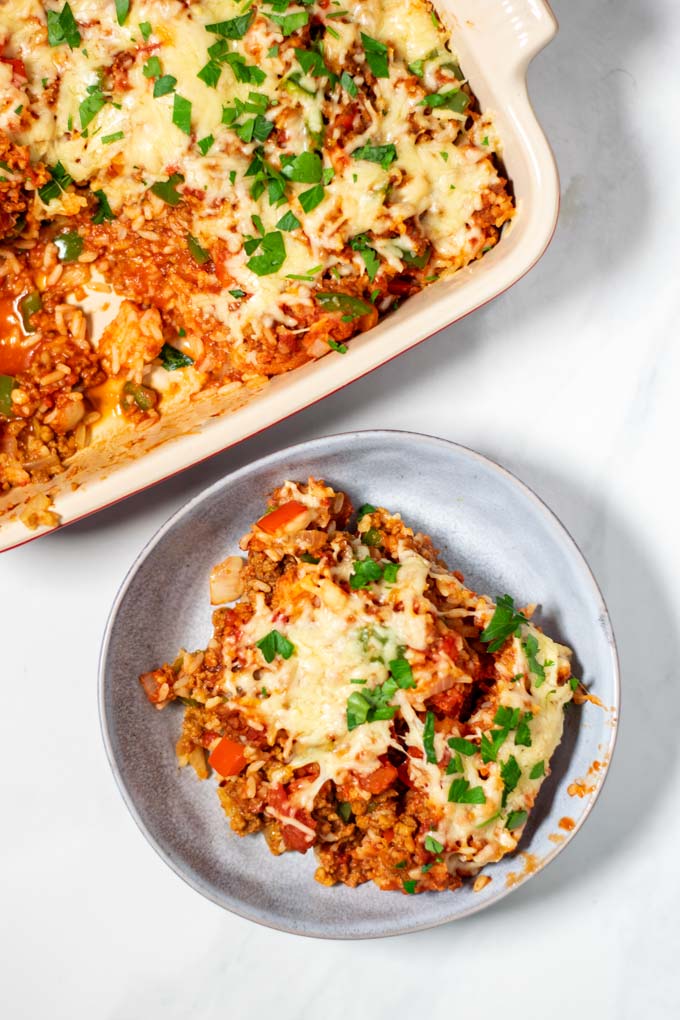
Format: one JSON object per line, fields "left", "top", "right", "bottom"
{"left": 0, "top": 0, "right": 559, "bottom": 552}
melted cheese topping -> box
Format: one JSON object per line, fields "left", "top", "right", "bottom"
{"left": 0, "top": 0, "right": 510, "bottom": 347}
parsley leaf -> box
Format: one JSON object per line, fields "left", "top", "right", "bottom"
{"left": 172, "top": 94, "right": 192, "bottom": 134}
{"left": 143, "top": 56, "right": 162, "bottom": 79}
{"left": 101, "top": 131, "right": 124, "bottom": 144}
{"left": 54, "top": 231, "right": 83, "bottom": 263}
{"left": 424, "top": 834, "right": 444, "bottom": 854}
{"left": 149, "top": 173, "right": 184, "bottom": 205}
{"left": 79, "top": 86, "right": 106, "bottom": 130}
{"left": 514, "top": 712, "right": 533, "bottom": 747}
{"left": 114, "top": 0, "right": 130, "bottom": 26}
{"left": 346, "top": 678, "right": 398, "bottom": 730}
{"left": 316, "top": 291, "right": 373, "bottom": 318}
{"left": 187, "top": 233, "right": 210, "bottom": 265}
{"left": 357, "top": 503, "right": 376, "bottom": 519}
{"left": 448, "top": 778, "right": 486, "bottom": 804}
{"left": 153, "top": 75, "right": 177, "bottom": 97}
{"left": 349, "top": 234, "right": 380, "bottom": 281}
{"left": 276, "top": 210, "right": 301, "bottom": 231}
{"left": 91, "top": 189, "right": 115, "bottom": 224}
{"left": 46, "top": 4, "right": 81, "bottom": 49}
{"left": 299, "top": 184, "right": 325, "bottom": 212}
{"left": 160, "top": 344, "right": 194, "bottom": 371}
{"left": 420, "top": 89, "right": 470, "bottom": 114}
{"left": 403, "top": 880, "right": 417, "bottom": 894}
{"left": 337, "top": 801, "right": 352, "bottom": 822}
{"left": 506, "top": 809, "right": 528, "bottom": 830}
{"left": 269, "top": 12, "right": 310, "bottom": 36}
{"left": 197, "top": 134, "right": 214, "bottom": 155}
{"left": 480, "top": 727, "right": 508, "bottom": 764}
{"left": 494, "top": 705, "right": 520, "bottom": 729}
{"left": 500, "top": 755, "right": 521, "bottom": 805}
{"left": 569, "top": 676, "right": 580, "bottom": 692}
{"left": 340, "top": 70, "right": 358, "bottom": 96}
{"left": 206, "top": 12, "right": 256, "bottom": 39}
{"left": 423, "top": 710, "right": 437, "bottom": 763}
{"left": 256, "top": 628, "right": 295, "bottom": 663}
{"left": 479, "top": 594, "right": 528, "bottom": 653}
{"left": 382, "top": 562, "right": 400, "bottom": 583}
{"left": 246, "top": 231, "right": 286, "bottom": 276}
{"left": 349, "top": 557, "right": 383, "bottom": 589}
{"left": 523, "top": 634, "right": 546, "bottom": 687}
{"left": 139, "top": 21, "right": 152, "bottom": 41}
{"left": 361, "top": 32, "right": 389, "bottom": 78}
{"left": 327, "top": 339, "right": 347, "bottom": 354}
{"left": 38, "top": 161, "right": 73, "bottom": 204}
{"left": 351, "top": 143, "right": 397, "bottom": 171}
{"left": 281, "top": 151, "right": 322, "bottom": 183}
{"left": 389, "top": 657, "right": 415, "bottom": 689}
{"left": 530, "top": 760, "right": 545, "bottom": 780}
{"left": 197, "top": 60, "right": 222, "bottom": 88}
{"left": 448, "top": 736, "right": 476, "bottom": 756}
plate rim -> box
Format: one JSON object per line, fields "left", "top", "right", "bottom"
{"left": 98, "top": 429, "right": 620, "bottom": 939}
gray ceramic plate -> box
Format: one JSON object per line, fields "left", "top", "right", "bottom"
{"left": 99, "top": 431, "right": 619, "bottom": 938}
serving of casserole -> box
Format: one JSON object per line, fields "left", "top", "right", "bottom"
{"left": 0, "top": 0, "right": 559, "bottom": 549}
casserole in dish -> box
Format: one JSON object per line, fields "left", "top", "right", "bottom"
{"left": 0, "top": 0, "right": 558, "bottom": 550}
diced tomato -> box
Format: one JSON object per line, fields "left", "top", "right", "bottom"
{"left": 256, "top": 500, "right": 309, "bottom": 534}
{"left": 208, "top": 736, "right": 248, "bottom": 777}
{"left": 267, "top": 784, "right": 316, "bottom": 852}
{"left": 1, "top": 56, "right": 27, "bottom": 84}
{"left": 361, "top": 764, "right": 398, "bottom": 795}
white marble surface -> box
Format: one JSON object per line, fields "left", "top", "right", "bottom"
{"left": 3, "top": 1, "right": 680, "bottom": 1016}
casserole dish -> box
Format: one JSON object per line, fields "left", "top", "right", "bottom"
{"left": 0, "top": 0, "right": 559, "bottom": 552}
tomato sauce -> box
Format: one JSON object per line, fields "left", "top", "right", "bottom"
{"left": 0, "top": 296, "right": 33, "bottom": 375}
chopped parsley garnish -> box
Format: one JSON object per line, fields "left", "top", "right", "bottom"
{"left": 276, "top": 210, "right": 301, "bottom": 231}
{"left": 350, "top": 235, "right": 380, "bottom": 281}
{"left": 160, "top": 344, "right": 194, "bottom": 370}
{"left": 298, "top": 184, "right": 325, "bottom": 212}
{"left": 299, "top": 552, "right": 320, "bottom": 564}
{"left": 361, "top": 32, "right": 389, "bottom": 78}
{"left": 500, "top": 755, "right": 521, "bottom": 805}
{"left": 246, "top": 230, "right": 286, "bottom": 276}
{"left": 446, "top": 753, "right": 463, "bottom": 775}
{"left": 256, "top": 628, "right": 295, "bottom": 663}
{"left": 337, "top": 801, "right": 352, "bottom": 822}
{"left": 316, "top": 291, "right": 373, "bottom": 318}
{"left": 506, "top": 810, "right": 527, "bottom": 830}
{"left": 269, "top": 11, "right": 310, "bottom": 36}
{"left": 153, "top": 75, "right": 177, "bottom": 97}
{"left": 54, "top": 231, "right": 83, "bottom": 263}
{"left": 206, "top": 11, "right": 256, "bottom": 40}
{"left": 448, "top": 736, "right": 476, "bottom": 756}
{"left": 514, "top": 711, "right": 533, "bottom": 747}
{"left": 424, "top": 834, "right": 444, "bottom": 854}
{"left": 401, "top": 247, "right": 431, "bottom": 269}
{"left": 349, "top": 556, "right": 383, "bottom": 589}
{"left": 79, "top": 84, "right": 106, "bottom": 130}
{"left": 423, "top": 711, "right": 437, "bottom": 763}
{"left": 139, "top": 21, "right": 152, "bottom": 41}
{"left": 197, "top": 134, "right": 215, "bottom": 155}
{"left": 389, "top": 656, "right": 415, "bottom": 689}
{"left": 114, "top": 0, "right": 130, "bottom": 26}
{"left": 38, "top": 161, "right": 73, "bottom": 204}
{"left": 448, "top": 778, "right": 486, "bottom": 804}
{"left": 394, "top": 860, "right": 407, "bottom": 869}
{"left": 403, "top": 880, "right": 417, "bottom": 894}
{"left": 143, "top": 56, "right": 162, "bottom": 78}
{"left": 408, "top": 59, "right": 425, "bottom": 77}
{"left": 101, "top": 131, "right": 124, "bottom": 144}
{"left": 229, "top": 288, "right": 246, "bottom": 299}
{"left": 351, "top": 143, "right": 397, "bottom": 171}
{"left": 479, "top": 594, "right": 528, "bottom": 652}
{"left": 569, "top": 677, "right": 579, "bottom": 692}
{"left": 286, "top": 265, "right": 323, "bottom": 281}
{"left": 350, "top": 678, "right": 367, "bottom": 685}
{"left": 280, "top": 151, "right": 322, "bottom": 183}
{"left": 91, "top": 189, "right": 115, "bottom": 224}
{"left": 357, "top": 503, "right": 376, "bottom": 519}
{"left": 172, "top": 94, "right": 192, "bottom": 134}
{"left": 267, "top": 44, "right": 279, "bottom": 57}
{"left": 494, "top": 705, "right": 520, "bottom": 729}
{"left": 222, "top": 52, "right": 267, "bottom": 86}
{"left": 46, "top": 3, "right": 81, "bottom": 49}
{"left": 530, "top": 761, "right": 545, "bottom": 780}
{"left": 420, "top": 89, "right": 470, "bottom": 114}
{"left": 346, "top": 678, "right": 398, "bottom": 730}
{"left": 480, "top": 727, "right": 509, "bottom": 764}
{"left": 382, "top": 563, "right": 400, "bottom": 583}
{"left": 327, "top": 339, "right": 347, "bottom": 354}
{"left": 187, "top": 234, "right": 210, "bottom": 265}
{"left": 197, "top": 59, "right": 222, "bottom": 88}
{"left": 523, "top": 634, "right": 546, "bottom": 687}
{"left": 149, "top": 173, "right": 184, "bottom": 205}
{"left": 340, "top": 70, "right": 358, "bottom": 96}
{"left": 296, "top": 47, "right": 337, "bottom": 84}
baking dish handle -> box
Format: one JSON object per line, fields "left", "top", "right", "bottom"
{"left": 449, "top": 0, "right": 558, "bottom": 77}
